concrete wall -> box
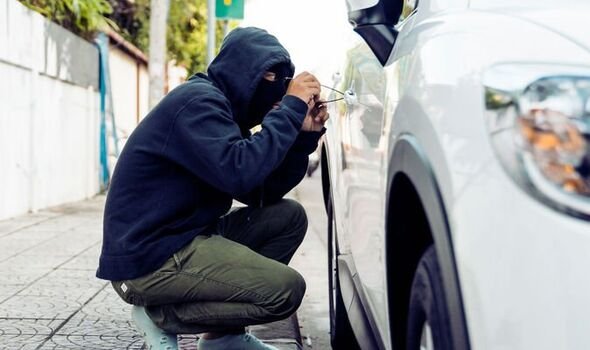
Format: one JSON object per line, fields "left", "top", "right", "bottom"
{"left": 167, "top": 61, "right": 188, "bottom": 92}
{"left": 0, "top": 0, "right": 100, "bottom": 220}
{"left": 108, "top": 45, "right": 149, "bottom": 146}
{"left": 108, "top": 43, "right": 186, "bottom": 153}
{"left": 139, "top": 64, "right": 149, "bottom": 120}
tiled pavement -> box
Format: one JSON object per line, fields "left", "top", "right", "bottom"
{"left": 0, "top": 197, "right": 302, "bottom": 350}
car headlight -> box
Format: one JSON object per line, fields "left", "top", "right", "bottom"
{"left": 483, "top": 64, "right": 590, "bottom": 219}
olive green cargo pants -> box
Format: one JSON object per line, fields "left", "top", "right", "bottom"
{"left": 111, "top": 199, "right": 308, "bottom": 334}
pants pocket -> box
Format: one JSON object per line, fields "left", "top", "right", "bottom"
{"left": 111, "top": 280, "right": 146, "bottom": 306}
{"left": 172, "top": 234, "right": 210, "bottom": 271}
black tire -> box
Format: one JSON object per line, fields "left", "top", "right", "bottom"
{"left": 327, "top": 198, "right": 360, "bottom": 350}
{"left": 406, "top": 246, "right": 453, "bottom": 350}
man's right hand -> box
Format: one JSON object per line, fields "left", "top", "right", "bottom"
{"left": 286, "top": 72, "right": 321, "bottom": 111}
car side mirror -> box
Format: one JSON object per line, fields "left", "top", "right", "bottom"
{"left": 346, "top": 0, "right": 403, "bottom": 66}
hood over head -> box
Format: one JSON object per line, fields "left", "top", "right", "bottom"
{"left": 206, "top": 27, "right": 295, "bottom": 127}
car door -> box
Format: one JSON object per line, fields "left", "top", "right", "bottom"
{"left": 336, "top": 0, "right": 419, "bottom": 345}
{"left": 340, "top": 34, "right": 389, "bottom": 336}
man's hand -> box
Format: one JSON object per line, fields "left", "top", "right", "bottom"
{"left": 286, "top": 72, "right": 321, "bottom": 110}
{"left": 301, "top": 102, "right": 329, "bottom": 132}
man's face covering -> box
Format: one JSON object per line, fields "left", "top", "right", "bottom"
{"left": 247, "top": 63, "right": 292, "bottom": 127}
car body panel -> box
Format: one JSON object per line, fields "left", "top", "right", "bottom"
{"left": 323, "top": 0, "right": 590, "bottom": 348}
{"left": 455, "top": 157, "right": 590, "bottom": 349}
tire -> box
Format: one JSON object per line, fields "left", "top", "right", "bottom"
{"left": 406, "top": 246, "right": 453, "bottom": 350}
{"left": 327, "top": 198, "right": 360, "bottom": 350}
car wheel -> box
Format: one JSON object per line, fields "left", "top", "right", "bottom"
{"left": 406, "top": 246, "right": 452, "bottom": 350}
{"left": 327, "top": 197, "right": 359, "bottom": 349}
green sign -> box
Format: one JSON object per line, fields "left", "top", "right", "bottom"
{"left": 215, "top": 0, "right": 244, "bottom": 19}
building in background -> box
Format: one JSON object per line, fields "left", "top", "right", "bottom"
{"left": 105, "top": 29, "right": 150, "bottom": 147}
{"left": 104, "top": 29, "right": 187, "bottom": 174}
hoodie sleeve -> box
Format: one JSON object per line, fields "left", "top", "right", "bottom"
{"left": 162, "top": 92, "right": 309, "bottom": 196}
{"left": 235, "top": 130, "right": 324, "bottom": 206}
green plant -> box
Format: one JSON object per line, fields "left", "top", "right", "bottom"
{"left": 20, "top": 0, "right": 238, "bottom": 77}
{"left": 112, "top": 0, "right": 237, "bottom": 76}
{"left": 19, "top": 0, "right": 115, "bottom": 39}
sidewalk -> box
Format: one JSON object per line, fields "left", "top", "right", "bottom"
{"left": 0, "top": 197, "right": 302, "bottom": 350}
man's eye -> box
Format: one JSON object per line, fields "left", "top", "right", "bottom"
{"left": 263, "top": 72, "right": 277, "bottom": 81}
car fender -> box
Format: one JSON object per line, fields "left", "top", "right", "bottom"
{"left": 386, "top": 134, "right": 470, "bottom": 350}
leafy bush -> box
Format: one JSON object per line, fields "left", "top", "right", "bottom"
{"left": 112, "top": 0, "right": 233, "bottom": 75}
{"left": 19, "top": 0, "right": 115, "bottom": 39}
{"left": 19, "top": 0, "right": 236, "bottom": 76}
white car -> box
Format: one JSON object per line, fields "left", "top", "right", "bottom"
{"left": 320, "top": 0, "right": 590, "bottom": 349}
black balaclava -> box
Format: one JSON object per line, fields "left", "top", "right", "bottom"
{"left": 246, "top": 62, "right": 293, "bottom": 128}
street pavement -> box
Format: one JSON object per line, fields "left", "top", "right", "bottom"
{"left": 0, "top": 174, "right": 330, "bottom": 350}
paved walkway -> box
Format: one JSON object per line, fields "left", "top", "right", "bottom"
{"left": 0, "top": 197, "right": 301, "bottom": 349}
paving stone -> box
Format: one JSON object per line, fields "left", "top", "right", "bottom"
{"left": 0, "top": 230, "right": 61, "bottom": 242}
{"left": 250, "top": 318, "right": 300, "bottom": 339}
{"left": 9, "top": 271, "right": 105, "bottom": 306}
{"left": 76, "top": 287, "right": 131, "bottom": 320}
{"left": 174, "top": 334, "right": 299, "bottom": 350}
{"left": 0, "top": 295, "right": 81, "bottom": 319}
{"left": 0, "top": 233, "right": 62, "bottom": 262}
{"left": 47, "top": 197, "right": 105, "bottom": 215}
{"left": 36, "top": 335, "right": 144, "bottom": 349}
{"left": 0, "top": 334, "right": 50, "bottom": 349}
{"left": 56, "top": 315, "right": 137, "bottom": 337}
{"left": 36, "top": 268, "right": 100, "bottom": 283}
{"left": 23, "top": 218, "right": 87, "bottom": 233}
{"left": 0, "top": 285, "right": 27, "bottom": 301}
{"left": 76, "top": 244, "right": 101, "bottom": 257}
{"left": 0, "top": 214, "right": 58, "bottom": 237}
{"left": 6, "top": 231, "right": 55, "bottom": 240}
{"left": 0, "top": 255, "right": 72, "bottom": 270}
{"left": 52, "top": 314, "right": 198, "bottom": 349}
{"left": 0, "top": 194, "right": 305, "bottom": 349}
{"left": 0, "top": 240, "right": 50, "bottom": 260}
{"left": 0, "top": 318, "right": 62, "bottom": 336}
{"left": 70, "top": 224, "right": 102, "bottom": 235}
{"left": 16, "top": 283, "right": 104, "bottom": 301}
{"left": 24, "top": 241, "right": 98, "bottom": 258}
{"left": 59, "top": 253, "right": 99, "bottom": 271}
{"left": 70, "top": 219, "right": 103, "bottom": 229}
{"left": 250, "top": 316, "right": 303, "bottom": 350}
{"left": 0, "top": 269, "right": 48, "bottom": 288}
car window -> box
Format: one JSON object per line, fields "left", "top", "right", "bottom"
{"left": 399, "top": 0, "right": 418, "bottom": 22}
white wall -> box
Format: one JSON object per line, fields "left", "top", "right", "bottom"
{"left": 167, "top": 61, "right": 187, "bottom": 92}
{"left": 108, "top": 44, "right": 183, "bottom": 153}
{"left": 107, "top": 45, "right": 150, "bottom": 171}
{"left": 0, "top": 0, "right": 100, "bottom": 220}
{"left": 138, "top": 64, "right": 149, "bottom": 121}
{"left": 109, "top": 46, "right": 143, "bottom": 143}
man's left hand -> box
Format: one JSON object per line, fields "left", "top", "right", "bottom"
{"left": 301, "top": 102, "right": 329, "bottom": 132}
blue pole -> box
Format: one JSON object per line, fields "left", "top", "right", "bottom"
{"left": 96, "top": 33, "right": 109, "bottom": 191}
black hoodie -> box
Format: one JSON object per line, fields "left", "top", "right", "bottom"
{"left": 97, "top": 27, "right": 322, "bottom": 281}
